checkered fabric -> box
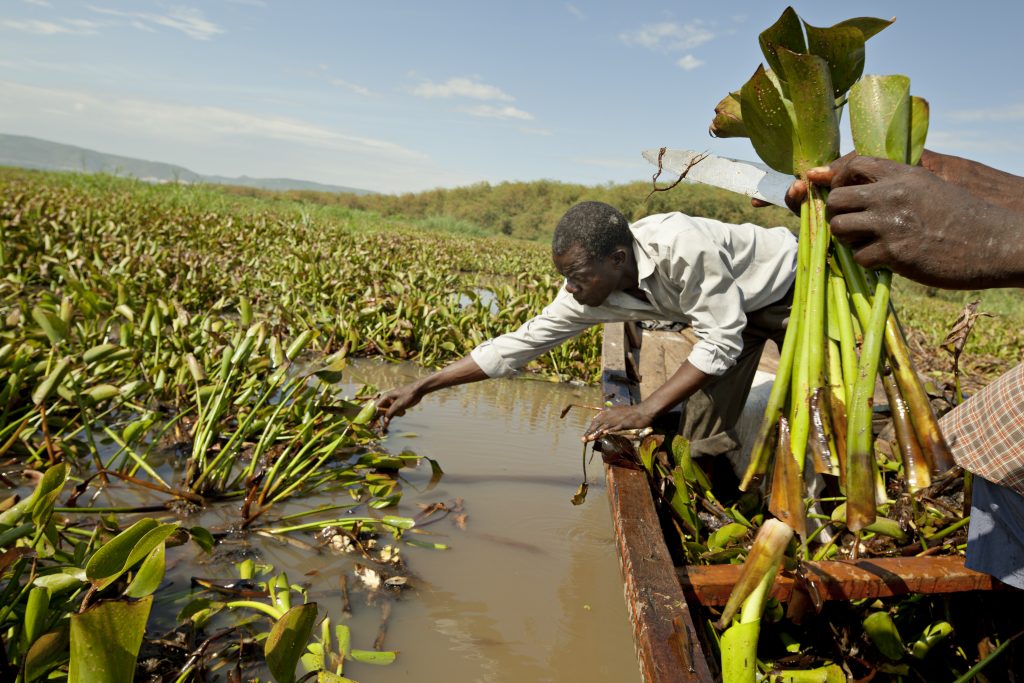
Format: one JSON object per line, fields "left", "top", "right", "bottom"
{"left": 941, "top": 363, "right": 1024, "bottom": 494}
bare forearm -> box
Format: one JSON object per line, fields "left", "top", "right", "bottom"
{"left": 413, "top": 354, "right": 489, "bottom": 395}
{"left": 920, "top": 149, "right": 1024, "bottom": 213}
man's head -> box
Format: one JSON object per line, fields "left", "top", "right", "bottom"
{"left": 551, "top": 201, "right": 634, "bottom": 307}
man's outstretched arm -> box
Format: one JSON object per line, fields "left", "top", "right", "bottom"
{"left": 376, "top": 355, "right": 488, "bottom": 429}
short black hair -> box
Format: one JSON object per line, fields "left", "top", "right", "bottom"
{"left": 551, "top": 201, "right": 632, "bottom": 260}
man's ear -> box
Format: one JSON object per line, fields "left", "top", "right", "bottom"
{"left": 611, "top": 246, "right": 629, "bottom": 266}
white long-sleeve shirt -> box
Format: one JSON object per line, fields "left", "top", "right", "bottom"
{"left": 470, "top": 212, "right": 798, "bottom": 377}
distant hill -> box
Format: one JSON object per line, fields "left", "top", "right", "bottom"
{"left": 0, "top": 133, "right": 374, "bottom": 195}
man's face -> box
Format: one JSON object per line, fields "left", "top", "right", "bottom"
{"left": 552, "top": 243, "right": 621, "bottom": 307}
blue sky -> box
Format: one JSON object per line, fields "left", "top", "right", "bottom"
{"left": 2, "top": 1, "right": 1023, "bottom": 193}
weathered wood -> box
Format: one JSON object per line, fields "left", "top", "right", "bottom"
{"left": 602, "top": 323, "right": 714, "bottom": 683}
{"left": 680, "top": 556, "right": 1002, "bottom": 607}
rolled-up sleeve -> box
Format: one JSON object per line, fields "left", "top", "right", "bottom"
{"left": 668, "top": 236, "right": 746, "bottom": 376}
{"left": 470, "top": 290, "right": 599, "bottom": 378}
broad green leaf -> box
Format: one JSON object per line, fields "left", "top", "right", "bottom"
{"left": 86, "top": 519, "right": 179, "bottom": 590}
{"left": 69, "top": 596, "right": 152, "bottom": 683}
{"left": 25, "top": 624, "right": 69, "bottom": 683}
{"left": 84, "top": 383, "right": 120, "bottom": 403}
{"left": 32, "top": 307, "right": 68, "bottom": 345}
{"left": 124, "top": 543, "right": 165, "bottom": 598}
{"left": 863, "top": 611, "right": 906, "bottom": 660}
{"left": 910, "top": 96, "right": 930, "bottom": 165}
{"left": 709, "top": 91, "right": 747, "bottom": 138}
{"left": 32, "top": 358, "right": 71, "bottom": 406}
{"left": 776, "top": 47, "right": 839, "bottom": 173}
{"left": 33, "top": 568, "right": 87, "bottom": 594}
{"left": 301, "top": 642, "right": 324, "bottom": 673}
{"left": 350, "top": 649, "right": 397, "bottom": 666}
{"left": 381, "top": 515, "right": 415, "bottom": 530}
{"left": 29, "top": 462, "right": 68, "bottom": 527}
{"left": 265, "top": 603, "right": 319, "bottom": 683}
{"left": 835, "top": 16, "right": 894, "bottom": 42}
{"left": 353, "top": 400, "right": 377, "bottom": 425}
{"left": 849, "top": 75, "right": 911, "bottom": 163}
{"left": 802, "top": 22, "right": 866, "bottom": 97}
{"left": 758, "top": 6, "right": 806, "bottom": 82}
{"left": 336, "top": 624, "right": 351, "bottom": 660}
{"left": 720, "top": 619, "right": 761, "bottom": 683}
{"left": 740, "top": 65, "right": 795, "bottom": 175}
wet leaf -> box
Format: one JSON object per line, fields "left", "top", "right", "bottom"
{"left": 189, "top": 526, "right": 216, "bottom": 552}
{"left": 740, "top": 65, "right": 795, "bottom": 176}
{"left": 802, "top": 21, "right": 866, "bottom": 97}
{"left": 850, "top": 75, "right": 911, "bottom": 163}
{"left": 124, "top": 542, "right": 165, "bottom": 598}
{"left": 265, "top": 603, "right": 319, "bottom": 683}
{"left": 834, "top": 16, "right": 894, "bottom": 41}
{"left": 349, "top": 649, "right": 397, "bottom": 665}
{"left": 25, "top": 623, "right": 69, "bottom": 683}
{"left": 32, "top": 306, "right": 68, "bottom": 345}
{"left": 776, "top": 47, "right": 839, "bottom": 173}
{"left": 758, "top": 6, "right": 807, "bottom": 81}
{"left": 32, "top": 358, "right": 71, "bottom": 406}
{"left": 85, "top": 519, "right": 179, "bottom": 590}
{"left": 570, "top": 482, "right": 589, "bottom": 506}
{"left": 68, "top": 596, "right": 153, "bottom": 683}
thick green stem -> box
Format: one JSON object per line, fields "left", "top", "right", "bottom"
{"left": 833, "top": 241, "right": 954, "bottom": 475}
{"left": 846, "top": 270, "right": 892, "bottom": 531}
{"left": 740, "top": 203, "right": 808, "bottom": 490}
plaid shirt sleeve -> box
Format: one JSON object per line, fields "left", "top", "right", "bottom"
{"left": 940, "top": 363, "right": 1024, "bottom": 494}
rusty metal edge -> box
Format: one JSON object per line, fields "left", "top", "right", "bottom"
{"left": 602, "top": 322, "right": 715, "bottom": 683}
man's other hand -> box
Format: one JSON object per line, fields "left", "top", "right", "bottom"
{"left": 582, "top": 404, "right": 655, "bottom": 442}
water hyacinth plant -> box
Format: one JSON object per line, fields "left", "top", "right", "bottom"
{"left": 701, "top": 7, "right": 969, "bottom": 681}
{"left": 709, "top": 7, "right": 953, "bottom": 535}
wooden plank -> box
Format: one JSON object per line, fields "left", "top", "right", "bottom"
{"left": 602, "top": 323, "right": 715, "bottom": 683}
{"left": 680, "top": 556, "right": 1002, "bottom": 607}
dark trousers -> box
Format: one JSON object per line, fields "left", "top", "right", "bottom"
{"left": 678, "top": 288, "right": 792, "bottom": 458}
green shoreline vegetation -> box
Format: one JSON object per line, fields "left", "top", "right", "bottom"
{"left": 1, "top": 166, "right": 1021, "bottom": 681}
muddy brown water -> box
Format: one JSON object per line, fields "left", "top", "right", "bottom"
{"left": 155, "top": 358, "right": 640, "bottom": 682}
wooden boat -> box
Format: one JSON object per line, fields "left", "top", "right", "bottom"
{"left": 599, "top": 322, "right": 1002, "bottom": 683}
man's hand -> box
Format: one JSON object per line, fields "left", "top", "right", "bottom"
{"left": 376, "top": 382, "right": 425, "bottom": 430}
{"left": 582, "top": 404, "right": 655, "bottom": 442}
{"left": 812, "top": 155, "right": 1024, "bottom": 289}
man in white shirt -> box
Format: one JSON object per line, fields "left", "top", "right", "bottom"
{"left": 378, "top": 201, "right": 797, "bottom": 452}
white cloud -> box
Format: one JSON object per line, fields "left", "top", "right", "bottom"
{"left": 620, "top": 20, "right": 714, "bottom": 52}
{"left": 0, "top": 19, "right": 98, "bottom": 35}
{"left": 676, "top": 54, "right": 704, "bottom": 71}
{"left": 412, "top": 77, "right": 514, "bottom": 102}
{"left": 949, "top": 104, "right": 1024, "bottom": 122}
{"left": 0, "top": 80, "right": 425, "bottom": 161}
{"left": 88, "top": 5, "right": 223, "bottom": 40}
{"left": 566, "top": 4, "right": 585, "bottom": 20}
{"left": 23, "top": 0, "right": 53, "bottom": 6}
{"left": 460, "top": 104, "right": 533, "bottom": 121}
{"left": 328, "top": 78, "right": 373, "bottom": 97}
